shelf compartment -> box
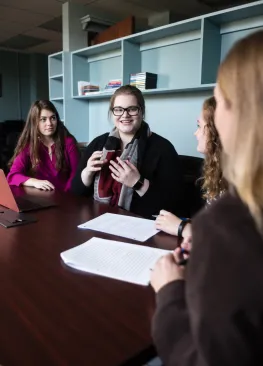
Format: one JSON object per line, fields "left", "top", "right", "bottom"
{"left": 49, "top": 78, "right": 63, "bottom": 100}
{"left": 71, "top": 45, "right": 122, "bottom": 98}
{"left": 201, "top": 13, "right": 263, "bottom": 84}
{"left": 122, "top": 32, "right": 202, "bottom": 90}
{"left": 49, "top": 52, "right": 63, "bottom": 78}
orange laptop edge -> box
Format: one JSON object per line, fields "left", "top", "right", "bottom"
{"left": 0, "top": 169, "right": 20, "bottom": 212}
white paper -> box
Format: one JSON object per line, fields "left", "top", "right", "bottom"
{"left": 78, "top": 213, "right": 159, "bottom": 242}
{"left": 61, "top": 237, "right": 170, "bottom": 285}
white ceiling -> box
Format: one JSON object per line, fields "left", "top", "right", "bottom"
{"left": 0, "top": 0, "right": 250, "bottom": 54}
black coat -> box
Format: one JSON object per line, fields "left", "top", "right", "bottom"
{"left": 71, "top": 132, "right": 184, "bottom": 218}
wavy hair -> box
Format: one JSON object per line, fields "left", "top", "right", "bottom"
{"left": 9, "top": 100, "right": 75, "bottom": 172}
{"left": 201, "top": 96, "right": 227, "bottom": 201}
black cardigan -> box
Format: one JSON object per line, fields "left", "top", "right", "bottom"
{"left": 71, "top": 132, "right": 184, "bottom": 218}
{"left": 152, "top": 192, "right": 263, "bottom": 366}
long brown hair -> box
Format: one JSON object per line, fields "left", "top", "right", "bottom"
{"left": 109, "top": 85, "right": 145, "bottom": 118}
{"left": 9, "top": 100, "right": 73, "bottom": 171}
{"left": 217, "top": 30, "right": 263, "bottom": 230}
{"left": 201, "top": 96, "right": 227, "bottom": 201}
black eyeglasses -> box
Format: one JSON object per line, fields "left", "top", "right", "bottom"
{"left": 112, "top": 106, "right": 140, "bottom": 116}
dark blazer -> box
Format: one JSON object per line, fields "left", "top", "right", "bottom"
{"left": 152, "top": 192, "right": 263, "bottom": 366}
{"left": 71, "top": 132, "right": 184, "bottom": 218}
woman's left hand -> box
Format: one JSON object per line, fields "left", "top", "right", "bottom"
{"left": 150, "top": 249, "right": 186, "bottom": 293}
{"left": 109, "top": 157, "right": 140, "bottom": 188}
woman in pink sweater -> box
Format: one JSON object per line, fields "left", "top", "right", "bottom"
{"left": 7, "top": 100, "right": 80, "bottom": 191}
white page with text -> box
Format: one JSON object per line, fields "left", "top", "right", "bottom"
{"left": 78, "top": 213, "right": 159, "bottom": 242}
{"left": 61, "top": 237, "right": 170, "bottom": 285}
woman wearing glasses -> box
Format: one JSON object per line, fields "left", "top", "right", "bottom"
{"left": 7, "top": 100, "right": 80, "bottom": 191}
{"left": 71, "top": 85, "right": 184, "bottom": 218}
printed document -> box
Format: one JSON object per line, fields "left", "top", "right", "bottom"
{"left": 61, "top": 237, "right": 170, "bottom": 285}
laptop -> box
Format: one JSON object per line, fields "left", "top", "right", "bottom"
{"left": 0, "top": 169, "right": 56, "bottom": 213}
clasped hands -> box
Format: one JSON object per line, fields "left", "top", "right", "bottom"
{"left": 109, "top": 157, "right": 140, "bottom": 187}
{"left": 86, "top": 151, "right": 140, "bottom": 188}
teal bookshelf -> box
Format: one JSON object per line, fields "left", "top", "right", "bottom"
{"left": 48, "top": 51, "right": 64, "bottom": 122}
{"left": 49, "top": 1, "right": 263, "bottom": 155}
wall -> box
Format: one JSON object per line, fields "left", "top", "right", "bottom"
{"left": 0, "top": 50, "right": 20, "bottom": 121}
{"left": 0, "top": 50, "right": 48, "bottom": 122}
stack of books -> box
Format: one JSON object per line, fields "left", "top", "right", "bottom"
{"left": 78, "top": 81, "right": 100, "bottom": 95}
{"left": 130, "top": 72, "right": 157, "bottom": 90}
{"left": 105, "top": 79, "right": 122, "bottom": 90}
{"left": 82, "top": 83, "right": 100, "bottom": 94}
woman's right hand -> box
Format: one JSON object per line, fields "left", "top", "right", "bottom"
{"left": 155, "top": 210, "right": 192, "bottom": 238}
{"left": 24, "top": 178, "right": 55, "bottom": 191}
{"left": 81, "top": 151, "right": 107, "bottom": 187}
{"left": 155, "top": 210, "right": 182, "bottom": 236}
{"left": 86, "top": 151, "right": 107, "bottom": 174}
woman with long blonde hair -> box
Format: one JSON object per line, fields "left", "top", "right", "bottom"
{"left": 151, "top": 30, "right": 263, "bottom": 366}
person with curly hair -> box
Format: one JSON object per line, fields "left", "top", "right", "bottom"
{"left": 155, "top": 96, "right": 227, "bottom": 239}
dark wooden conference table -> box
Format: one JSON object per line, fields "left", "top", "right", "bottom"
{"left": 0, "top": 187, "right": 179, "bottom": 366}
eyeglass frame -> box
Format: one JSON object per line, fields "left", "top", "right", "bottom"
{"left": 111, "top": 105, "right": 141, "bottom": 116}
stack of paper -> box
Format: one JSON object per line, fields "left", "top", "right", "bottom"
{"left": 78, "top": 213, "right": 159, "bottom": 242}
{"left": 61, "top": 237, "right": 170, "bottom": 285}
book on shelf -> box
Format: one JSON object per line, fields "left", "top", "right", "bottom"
{"left": 129, "top": 72, "right": 157, "bottom": 90}
{"left": 130, "top": 72, "right": 157, "bottom": 78}
{"left": 105, "top": 79, "right": 122, "bottom": 90}
{"left": 78, "top": 81, "right": 100, "bottom": 95}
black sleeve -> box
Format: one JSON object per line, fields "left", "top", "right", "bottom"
{"left": 70, "top": 134, "right": 108, "bottom": 196}
{"left": 132, "top": 141, "right": 184, "bottom": 217}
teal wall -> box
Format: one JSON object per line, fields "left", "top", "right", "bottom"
{"left": 0, "top": 51, "right": 20, "bottom": 121}
{"left": 0, "top": 50, "right": 48, "bottom": 122}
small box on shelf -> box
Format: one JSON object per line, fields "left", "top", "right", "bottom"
{"left": 130, "top": 72, "right": 157, "bottom": 90}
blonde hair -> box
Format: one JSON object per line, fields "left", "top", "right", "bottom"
{"left": 217, "top": 30, "right": 263, "bottom": 231}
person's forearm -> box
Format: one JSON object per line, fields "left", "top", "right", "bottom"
{"left": 182, "top": 223, "right": 192, "bottom": 238}
{"left": 81, "top": 167, "right": 94, "bottom": 187}
{"left": 22, "top": 178, "right": 36, "bottom": 187}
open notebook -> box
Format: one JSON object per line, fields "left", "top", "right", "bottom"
{"left": 61, "top": 237, "right": 170, "bottom": 286}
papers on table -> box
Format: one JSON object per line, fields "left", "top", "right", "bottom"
{"left": 60, "top": 237, "right": 170, "bottom": 286}
{"left": 78, "top": 213, "right": 159, "bottom": 242}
